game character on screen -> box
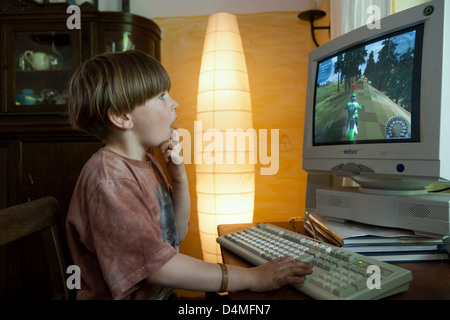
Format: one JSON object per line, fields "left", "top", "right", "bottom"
{"left": 345, "top": 94, "right": 362, "bottom": 136}
{"left": 65, "top": 50, "right": 313, "bottom": 300}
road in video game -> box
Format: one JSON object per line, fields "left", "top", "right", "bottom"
{"left": 314, "top": 29, "right": 417, "bottom": 144}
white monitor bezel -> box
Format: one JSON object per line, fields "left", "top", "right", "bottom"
{"left": 303, "top": 0, "right": 450, "bottom": 186}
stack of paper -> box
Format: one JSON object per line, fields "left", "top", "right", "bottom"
{"left": 304, "top": 212, "right": 449, "bottom": 262}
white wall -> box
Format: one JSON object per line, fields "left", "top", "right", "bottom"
{"left": 94, "top": 0, "right": 324, "bottom": 18}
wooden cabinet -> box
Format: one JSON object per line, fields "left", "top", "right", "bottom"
{"left": 0, "top": 0, "right": 161, "bottom": 298}
{"left": 0, "top": 0, "right": 161, "bottom": 213}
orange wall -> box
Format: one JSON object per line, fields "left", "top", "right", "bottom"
{"left": 153, "top": 4, "right": 330, "bottom": 298}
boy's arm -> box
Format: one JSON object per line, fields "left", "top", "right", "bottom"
{"left": 159, "top": 130, "right": 190, "bottom": 242}
{"left": 169, "top": 163, "right": 190, "bottom": 242}
{"left": 148, "top": 253, "right": 313, "bottom": 293}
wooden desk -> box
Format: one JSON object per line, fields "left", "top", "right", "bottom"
{"left": 218, "top": 222, "right": 450, "bottom": 300}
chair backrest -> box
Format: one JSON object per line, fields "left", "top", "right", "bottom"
{"left": 0, "top": 197, "right": 70, "bottom": 300}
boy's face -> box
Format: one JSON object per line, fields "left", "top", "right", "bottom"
{"left": 130, "top": 91, "right": 178, "bottom": 148}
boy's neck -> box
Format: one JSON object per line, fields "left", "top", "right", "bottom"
{"left": 104, "top": 127, "right": 149, "bottom": 161}
{"left": 105, "top": 142, "right": 147, "bottom": 162}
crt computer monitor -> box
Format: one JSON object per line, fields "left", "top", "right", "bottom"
{"left": 303, "top": 0, "right": 450, "bottom": 192}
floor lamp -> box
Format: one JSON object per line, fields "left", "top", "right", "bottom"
{"left": 196, "top": 12, "right": 255, "bottom": 263}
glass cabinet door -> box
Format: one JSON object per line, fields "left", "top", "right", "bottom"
{"left": 102, "top": 29, "right": 158, "bottom": 54}
{"left": 7, "top": 25, "right": 80, "bottom": 113}
{"left": 97, "top": 12, "right": 160, "bottom": 59}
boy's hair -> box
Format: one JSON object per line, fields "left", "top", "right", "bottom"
{"left": 67, "top": 50, "right": 171, "bottom": 141}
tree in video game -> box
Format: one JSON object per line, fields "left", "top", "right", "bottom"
{"left": 334, "top": 47, "right": 368, "bottom": 92}
{"left": 365, "top": 38, "right": 414, "bottom": 112}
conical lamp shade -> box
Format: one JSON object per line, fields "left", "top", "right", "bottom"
{"left": 196, "top": 12, "right": 255, "bottom": 263}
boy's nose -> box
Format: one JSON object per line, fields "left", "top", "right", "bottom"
{"left": 172, "top": 100, "right": 179, "bottom": 111}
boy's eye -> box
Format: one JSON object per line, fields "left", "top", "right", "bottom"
{"left": 159, "top": 92, "right": 166, "bottom": 99}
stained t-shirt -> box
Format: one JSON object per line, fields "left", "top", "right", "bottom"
{"left": 66, "top": 147, "right": 178, "bottom": 300}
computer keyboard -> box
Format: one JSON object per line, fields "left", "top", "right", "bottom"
{"left": 216, "top": 223, "right": 413, "bottom": 300}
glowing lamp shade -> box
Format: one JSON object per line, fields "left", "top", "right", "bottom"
{"left": 196, "top": 12, "right": 255, "bottom": 263}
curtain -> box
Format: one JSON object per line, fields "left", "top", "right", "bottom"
{"left": 330, "top": 0, "right": 433, "bottom": 39}
{"left": 330, "top": 0, "right": 392, "bottom": 39}
{"left": 392, "top": 0, "right": 431, "bottom": 13}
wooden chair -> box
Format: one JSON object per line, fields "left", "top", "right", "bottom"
{"left": 0, "top": 196, "right": 70, "bottom": 300}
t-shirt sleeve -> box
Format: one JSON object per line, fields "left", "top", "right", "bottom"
{"left": 88, "top": 177, "right": 177, "bottom": 299}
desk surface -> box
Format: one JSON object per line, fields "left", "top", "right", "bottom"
{"left": 218, "top": 222, "right": 450, "bottom": 300}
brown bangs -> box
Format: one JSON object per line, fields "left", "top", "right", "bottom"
{"left": 109, "top": 51, "right": 171, "bottom": 113}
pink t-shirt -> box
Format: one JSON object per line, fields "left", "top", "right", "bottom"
{"left": 66, "top": 148, "right": 178, "bottom": 300}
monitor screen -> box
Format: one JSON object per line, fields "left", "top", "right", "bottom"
{"left": 313, "top": 25, "right": 424, "bottom": 146}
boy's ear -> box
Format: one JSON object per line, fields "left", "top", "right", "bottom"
{"left": 107, "top": 109, "right": 134, "bottom": 130}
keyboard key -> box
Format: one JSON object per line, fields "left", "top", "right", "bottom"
{"left": 354, "top": 279, "right": 367, "bottom": 291}
{"left": 343, "top": 253, "right": 357, "bottom": 262}
{"left": 323, "top": 262, "right": 336, "bottom": 271}
{"left": 335, "top": 285, "right": 357, "bottom": 297}
{"left": 308, "top": 249, "right": 321, "bottom": 258}
{"left": 324, "top": 283, "right": 338, "bottom": 294}
{"left": 299, "top": 254, "right": 314, "bottom": 262}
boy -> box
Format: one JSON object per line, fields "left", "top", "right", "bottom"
{"left": 66, "top": 50, "right": 312, "bottom": 300}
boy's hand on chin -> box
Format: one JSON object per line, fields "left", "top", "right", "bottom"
{"left": 159, "top": 129, "right": 187, "bottom": 183}
{"left": 160, "top": 128, "right": 184, "bottom": 168}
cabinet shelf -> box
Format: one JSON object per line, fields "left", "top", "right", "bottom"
{"left": 16, "top": 69, "right": 72, "bottom": 73}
